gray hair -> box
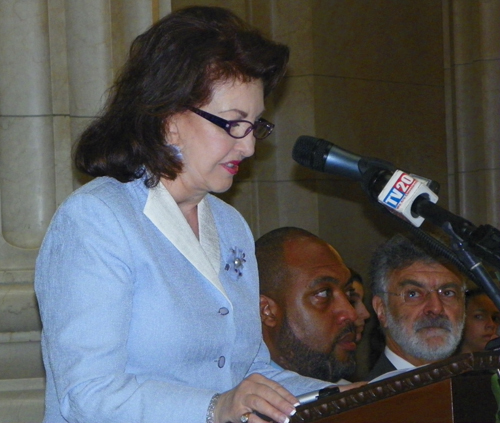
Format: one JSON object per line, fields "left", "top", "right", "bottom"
{"left": 369, "top": 234, "right": 460, "bottom": 301}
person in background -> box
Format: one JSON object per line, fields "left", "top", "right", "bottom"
{"left": 458, "top": 288, "right": 500, "bottom": 354}
{"left": 257, "top": 227, "right": 364, "bottom": 384}
{"left": 459, "top": 289, "right": 500, "bottom": 423}
{"left": 348, "top": 268, "right": 371, "bottom": 344}
{"left": 367, "top": 234, "right": 466, "bottom": 381}
{"left": 34, "top": 7, "right": 345, "bottom": 423}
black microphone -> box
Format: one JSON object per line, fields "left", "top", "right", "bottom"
{"left": 292, "top": 135, "right": 440, "bottom": 227}
{"left": 293, "top": 135, "right": 500, "bottom": 310}
{"left": 292, "top": 135, "right": 394, "bottom": 184}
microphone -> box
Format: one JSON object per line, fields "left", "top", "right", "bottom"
{"left": 293, "top": 135, "right": 500, "bottom": 310}
{"left": 296, "top": 386, "right": 340, "bottom": 405}
{"left": 292, "top": 135, "right": 439, "bottom": 227}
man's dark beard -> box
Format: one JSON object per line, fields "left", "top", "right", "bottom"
{"left": 275, "top": 316, "right": 357, "bottom": 382}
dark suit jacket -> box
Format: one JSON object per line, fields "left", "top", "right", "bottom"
{"left": 366, "top": 352, "right": 397, "bottom": 381}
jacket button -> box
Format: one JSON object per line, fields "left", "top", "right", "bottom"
{"left": 218, "top": 356, "right": 226, "bottom": 368}
{"left": 219, "top": 307, "right": 229, "bottom": 315}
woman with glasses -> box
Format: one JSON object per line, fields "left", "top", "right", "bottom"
{"left": 34, "top": 6, "right": 337, "bottom": 423}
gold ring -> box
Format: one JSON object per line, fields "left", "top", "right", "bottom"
{"left": 240, "top": 412, "right": 251, "bottom": 423}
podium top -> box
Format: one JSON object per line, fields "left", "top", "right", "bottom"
{"left": 292, "top": 351, "right": 500, "bottom": 423}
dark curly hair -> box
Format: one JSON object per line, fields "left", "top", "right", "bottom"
{"left": 74, "top": 6, "right": 290, "bottom": 187}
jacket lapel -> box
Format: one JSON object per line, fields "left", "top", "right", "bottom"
{"left": 143, "top": 183, "right": 229, "bottom": 301}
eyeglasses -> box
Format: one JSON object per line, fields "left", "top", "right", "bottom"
{"left": 187, "top": 106, "right": 274, "bottom": 140}
{"left": 382, "top": 286, "right": 466, "bottom": 306}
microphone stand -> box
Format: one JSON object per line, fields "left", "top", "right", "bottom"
{"left": 409, "top": 197, "right": 500, "bottom": 311}
{"left": 440, "top": 222, "right": 500, "bottom": 313}
{"left": 413, "top": 196, "right": 500, "bottom": 271}
{"left": 440, "top": 224, "right": 500, "bottom": 351}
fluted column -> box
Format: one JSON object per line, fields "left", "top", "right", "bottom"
{"left": 445, "top": 0, "right": 500, "bottom": 229}
{"left": 0, "top": 0, "right": 55, "bottom": 255}
{"left": 0, "top": 0, "right": 172, "bottom": 269}
{"left": 0, "top": 2, "right": 171, "bottom": 418}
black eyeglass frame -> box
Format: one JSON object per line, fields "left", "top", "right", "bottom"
{"left": 187, "top": 106, "right": 274, "bottom": 140}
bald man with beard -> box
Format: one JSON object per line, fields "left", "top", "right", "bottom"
{"left": 256, "top": 227, "right": 360, "bottom": 384}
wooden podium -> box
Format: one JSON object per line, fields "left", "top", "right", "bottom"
{"left": 291, "top": 351, "right": 500, "bottom": 423}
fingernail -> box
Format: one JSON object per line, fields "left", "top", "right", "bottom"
{"left": 290, "top": 408, "right": 297, "bottom": 416}
{"left": 293, "top": 402, "right": 300, "bottom": 407}
{"left": 282, "top": 418, "right": 290, "bottom": 423}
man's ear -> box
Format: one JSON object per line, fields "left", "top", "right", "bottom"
{"left": 260, "top": 295, "right": 280, "bottom": 328}
{"left": 372, "top": 295, "right": 387, "bottom": 328}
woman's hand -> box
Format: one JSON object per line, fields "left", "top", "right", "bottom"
{"left": 214, "top": 373, "right": 298, "bottom": 423}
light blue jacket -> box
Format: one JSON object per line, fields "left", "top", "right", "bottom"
{"left": 35, "top": 176, "right": 329, "bottom": 423}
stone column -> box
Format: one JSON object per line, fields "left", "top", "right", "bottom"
{"left": 0, "top": 2, "right": 171, "bottom": 420}
{"left": 0, "top": 0, "right": 55, "bottom": 254}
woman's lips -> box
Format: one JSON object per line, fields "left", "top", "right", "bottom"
{"left": 221, "top": 160, "right": 241, "bottom": 175}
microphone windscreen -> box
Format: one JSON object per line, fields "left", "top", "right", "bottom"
{"left": 292, "top": 136, "right": 331, "bottom": 172}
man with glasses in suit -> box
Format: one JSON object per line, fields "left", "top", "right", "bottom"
{"left": 367, "top": 234, "right": 466, "bottom": 381}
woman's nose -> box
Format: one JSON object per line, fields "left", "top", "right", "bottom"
{"left": 236, "top": 133, "right": 255, "bottom": 158}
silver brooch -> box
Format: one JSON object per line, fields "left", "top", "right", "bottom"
{"left": 225, "top": 247, "right": 246, "bottom": 278}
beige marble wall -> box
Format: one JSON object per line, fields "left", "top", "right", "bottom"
{"left": 219, "top": 0, "right": 448, "bottom": 278}
{"left": 444, "top": 0, "right": 500, "bottom": 229}
{"left": 313, "top": 0, "right": 448, "bottom": 273}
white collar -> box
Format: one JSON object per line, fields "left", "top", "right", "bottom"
{"left": 143, "top": 183, "right": 228, "bottom": 302}
{"left": 385, "top": 346, "right": 416, "bottom": 370}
